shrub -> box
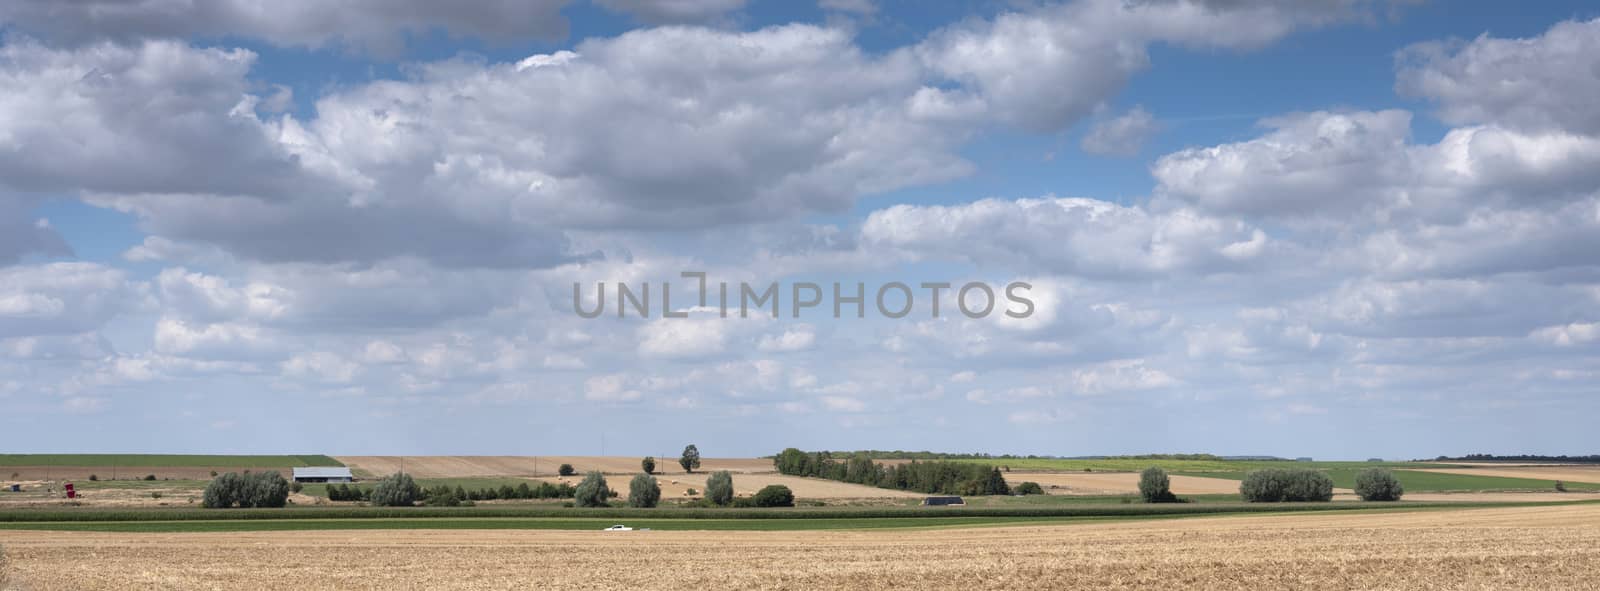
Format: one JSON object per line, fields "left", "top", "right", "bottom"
{"left": 686, "top": 488, "right": 699, "bottom": 496}
{"left": 1014, "top": 482, "right": 1045, "bottom": 495}
{"left": 751, "top": 484, "right": 795, "bottom": 507}
{"left": 680, "top": 445, "right": 702, "bottom": 474}
{"left": 290, "top": 481, "right": 303, "bottom": 493}
{"left": 705, "top": 471, "right": 734, "bottom": 506}
{"left": 1240, "top": 468, "right": 1334, "bottom": 502}
{"left": 628, "top": 474, "right": 661, "bottom": 508}
{"left": 641, "top": 457, "right": 656, "bottom": 475}
{"left": 1555, "top": 480, "right": 1567, "bottom": 492}
{"left": 144, "top": 474, "right": 157, "bottom": 481}
{"left": 574, "top": 472, "right": 611, "bottom": 508}
{"left": 368, "top": 473, "right": 422, "bottom": 507}
{"left": 1354, "top": 468, "right": 1404, "bottom": 501}
{"left": 88, "top": 474, "right": 98, "bottom": 481}
{"left": 558, "top": 464, "right": 576, "bottom": 477}
{"left": 1139, "top": 467, "right": 1179, "bottom": 503}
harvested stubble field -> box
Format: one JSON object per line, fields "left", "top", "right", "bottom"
{"left": 3, "top": 503, "right": 1599, "bottom": 590}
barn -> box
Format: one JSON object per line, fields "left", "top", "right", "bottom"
{"left": 292, "top": 467, "right": 354, "bottom": 483}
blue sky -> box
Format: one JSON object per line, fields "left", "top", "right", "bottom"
{"left": 2, "top": 0, "right": 1598, "bottom": 459}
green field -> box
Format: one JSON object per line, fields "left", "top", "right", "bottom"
{"left": 1176, "top": 469, "right": 1597, "bottom": 492}
{"left": 0, "top": 454, "right": 343, "bottom": 468}
{"left": 968, "top": 458, "right": 1454, "bottom": 472}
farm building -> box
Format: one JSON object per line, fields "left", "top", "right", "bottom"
{"left": 291, "top": 467, "right": 353, "bottom": 483}
{"left": 921, "top": 496, "right": 965, "bottom": 506}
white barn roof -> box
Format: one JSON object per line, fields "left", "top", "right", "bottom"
{"left": 292, "top": 467, "right": 353, "bottom": 478}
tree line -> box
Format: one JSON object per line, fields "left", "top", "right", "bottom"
{"left": 773, "top": 449, "right": 1010, "bottom": 495}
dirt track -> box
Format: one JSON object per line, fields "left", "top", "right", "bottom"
{"left": 4, "top": 504, "right": 1599, "bottom": 590}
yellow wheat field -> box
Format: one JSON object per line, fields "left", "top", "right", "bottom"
{"left": 4, "top": 503, "right": 1599, "bottom": 590}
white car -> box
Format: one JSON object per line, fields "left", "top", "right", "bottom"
{"left": 602, "top": 524, "right": 633, "bottom": 531}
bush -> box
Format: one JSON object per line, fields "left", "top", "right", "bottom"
{"left": 628, "top": 474, "right": 661, "bottom": 508}
{"left": 558, "top": 464, "right": 576, "bottom": 477}
{"left": 1354, "top": 468, "right": 1404, "bottom": 501}
{"left": 203, "top": 471, "right": 289, "bottom": 508}
{"left": 368, "top": 473, "right": 422, "bottom": 507}
{"left": 641, "top": 457, "right": 656, "bottom": 475}
{"left": 574, "top": 472, "right": 611, "bottom": 508}
{"left": 751, "top": 484, "right": 794, "bottom": 507}
{"left": 144, "top": 474, "right": 157, "bottom": 481}
{"left": 1139, "top": 467, "right": 1179, "bottom": 503}
{"left": 680, "top": 445, "right": 702, "bottom": 474}
{"left": 705, "top": 471, "right": 734, "bottom": 506}
{"left": 88, "top": 474, "right": 98, "bottom": 481}
{"left": 290, "top": 481, "right": 303, "bottom": 493}
{"left": 1555, "top": 480, "right": 1568, "bottom": 492}
{"left": 1240, "top": 468, "right": 1334, "bottom": 502}
{"left": 1013, "top": 482, "right": 1045, "bottom": 495}
{"left": 686, "top": 487, "right": 698, "bottom": 496}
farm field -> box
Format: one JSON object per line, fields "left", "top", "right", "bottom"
{"left": 0, "top": 455, "right": 342, "bottom": 482}
{"left": 335, "top": 456, "right": 772, "bottom": 478}
{"left": 952, "top": 458, "right": 1450, "bottom": 472}
{"left": 1411, "top": 466, "right": 1600, "bottom": 485}
{"left": 1178, "top": 468, "right": 1599, "bottom": 492}
{"left": 4, "top": 503, "right": 1597, "bottom": 590}
{"left": 1003, "top": 471, "right": 1261, "bottom": 495}
{"left": 0, "top": 455, "right": 339, "bottom": 468}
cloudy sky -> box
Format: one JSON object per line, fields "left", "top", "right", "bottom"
{"left": 2, "top": 0, "right": 1597, "bottom": 459}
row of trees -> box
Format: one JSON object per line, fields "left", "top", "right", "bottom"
{"left": 1133, "top": 466, "right": 1404, "bottom": 504}
{"left": 773, "top": 449, "right": 1010, "bottom": 495}
{"left": 202, "top": 471, "right": 291, "bottom": 508}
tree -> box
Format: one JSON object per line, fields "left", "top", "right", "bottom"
{"left": 244, "top": 471, "right": 290, "bottom": 508}
{"left": 628, "top": 474, "right": 661, "bottom": 508}
{"left": 369, "top": 473, "right": 422, "bottom": 507}
{"left": 1139, "top": 467, "right": 1179, "bottom": 503}
{"left": 641, "top": 456, "right": 656, "bottom": 475}
{"left": 680, "top": 445, "right": 702, "bottom": 474}
{"left": 203, "top": 472, "right": 244, "bottom": 508}
{"left": 575, "top": 471, "right": 611, "bottom": 507}
{"left": 558, "top": 463, "right": 576, "bottom": 477}
{"left": 983, "top": 467, "right": 1010, "bottom": 495}
{"left": 751, "top": 484, "right": 794, "bottom": 507}
{"left": 705, "top": 470, "right": 733, "bottom": 505}
{"left": 1240, "top": 468, "right": 1334, "bottom": 502}
{"left": 1354, "top": 468, "right": 1404, "bottom": 501}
